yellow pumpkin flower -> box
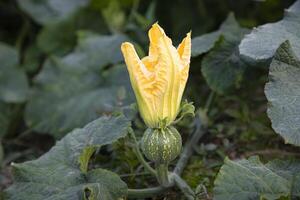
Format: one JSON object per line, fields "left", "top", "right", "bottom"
{"left": 121, "top": 23, "right": 191, "bottom": 128}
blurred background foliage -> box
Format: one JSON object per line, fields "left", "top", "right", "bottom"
{"left": 0, "top": 0, "right": 298, "bottom": 199}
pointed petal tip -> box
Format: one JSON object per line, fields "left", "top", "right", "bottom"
{"left": 121, "top": 42, "right": 133, "bottom": 49}
{"left": 179, "top": 31, "right": 191, "bottom": 46}
{"left": 152, "top": 22, "right": 160, "bottom": 28}
{"left": 150, "top": 22, "right": 165, "bottom": 34}
{"left": 121, "top": 42, "right": 136, "bottom": 55}
{"left": 182, "top": 31, "right": 191, "bottom": 40}
{"left": 148, "top": 22, "right": 168, "bottom": 51}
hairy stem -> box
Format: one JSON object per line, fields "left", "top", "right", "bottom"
{"left": 128, "top": 128, "right": 157, "bottom": 176}
{"left": 172, "top": 173, "right": 195, "bottom": 200}
{"left": 174, "top": 114, "right": 206, "bottom": 175}
{"left": 173, "top": 90, "right": 213, "bottom": 175}
{"left": 127, "top": 186, "right": 167, "bottom": 198}
{"left": 15, "top": 17, "right": 30, "bottom": 51}
{"left": 155, "top": 163, "right": 171, "bottom": 187}
{"left": 204, "top": 91, "right": 215, "bottom": 112}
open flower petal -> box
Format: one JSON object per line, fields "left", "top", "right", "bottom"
{"left": 177, "top": 32, "right": 192, "bottom": 69}
{"left": 121, "top": 42, "right": 156, "bottom": 126}
{"left": 154, "top": 25, "right": 183, "bottom": 123}
{"left": 148, "top": 23, "right": 162, "bottom": 58}
{"left": 121, "top": 23, "right": 191, "bottom": 128}
{"left": 177, "top": 32, "right": 191, "bottom": 106}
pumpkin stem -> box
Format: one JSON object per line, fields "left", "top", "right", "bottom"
{"left": 156, "top": 163, "right": 171, "bottom": 187}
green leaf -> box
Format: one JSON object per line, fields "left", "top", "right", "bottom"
{"left": 0, "top": 44, "right": 21, "bottom": 135}
{"left": 200, "top": 14, "right": 249, "bottom": 94}
{"left": 0, "top": 43, "right": 29, "bottom": 103}
{"left": 239, "top": 0, "right": 300, "bottom": 64}
{"left": 37, "top": 8, "right": 108, "bottom": 55}
{"left": 214, "top": 156, "right": 300, "bottom": 200}
{"left": 17, "top": 0, "right": 90, "bottom": 25}
{"left": 4, "top": 115, "right": 130, "bottom": 200}
{"left": 192, "top": 31, "right": 220, "bottom": 57}
{"left": 64, "top": 31, "right": 127, "bottom": 69}
{"left": 201, "top": 37, "right": 247, "bottom": 94}
{"left": 25, "top": 34, "right": 133, "bottom": 138}
{"left": 265, "top": 41, "right": 300, "bottom": 146}
{"left": 192, "top": 13, "right": 247, "bottom": 57}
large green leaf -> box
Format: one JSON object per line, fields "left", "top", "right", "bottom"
{"left": 25, "top": 33, "right": 134, "bottom": 138}
{"left": 214, "top": 156, "right": 300, "bottom": 200}
{"left": 201, "top": 37, "right": 247, "bottom": 94}
{"left": 37, "top": 9, "right": 108, "bottom": 55}
{"left": 0, "top": 43, "right": 29, "bottom": 103}
{"left": 4, "top": 115, "right": 130, "bottom": 200}
{"left": 191, "top": 31, "right": 220, "bottom": 57}
{"left": 0, "top": 43, "right": 27, "bottom": 137}
{"left": 17, "top": 0, "right": 90, "bottom": 25}
{"left": 239, "top": 0, "right": 300, "bottom": 64}
{"left": 192, "top": 13, "right": 247, "bottom": 57}
{"left": 265, "top": 41, "right": 300, "bottom": 146}
{"left": 62, "top": 31, "right": 127, "bottom": 69}
{"left": 199, "top": 14, "right": 249, "bottom": 94}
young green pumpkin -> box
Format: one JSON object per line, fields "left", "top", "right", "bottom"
{"left": 141, "top": 126, "right": 182, "bottom": 164}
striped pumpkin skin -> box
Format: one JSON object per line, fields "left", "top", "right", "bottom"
{"left": 141, "top": 126, "right": 182, "bottom": 164}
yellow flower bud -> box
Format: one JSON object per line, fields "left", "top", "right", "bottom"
{"left": 121, "top": 23, "right": 191, "bottom": 128}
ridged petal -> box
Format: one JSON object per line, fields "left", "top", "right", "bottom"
{"left": 177, "top": 32, "right": 191, "bottom": 107}
{"left": 152, "top": 24, "right": 183, "bottom": 123}
{"left": 121, "top": 42, "right": 156, "bottom": 126}
{"left": 148, "top": 23, "right": 162, "bottom": 58}
{"left": 177, "top": 32, "right": 191, "bottom": 69}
